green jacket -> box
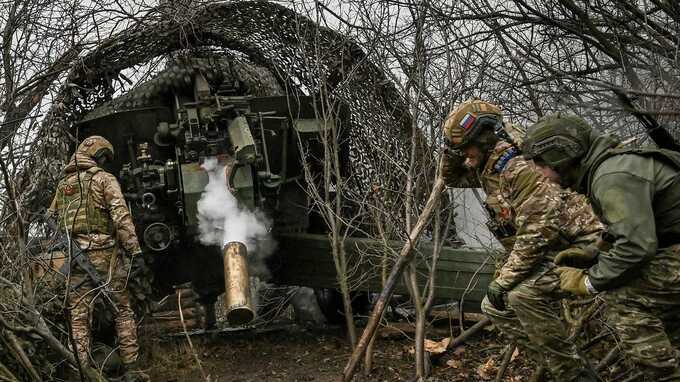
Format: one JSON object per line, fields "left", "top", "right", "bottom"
{"left": 578, "top": 132, "right": 680, "bottom": 291}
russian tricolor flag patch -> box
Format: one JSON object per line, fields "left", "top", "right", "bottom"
{"left": 460, "top": 113, "right": 477, "bottom": 130}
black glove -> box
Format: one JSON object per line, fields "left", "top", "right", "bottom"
{"left": 486, "top": 280, "right": 507, "bottom": 311}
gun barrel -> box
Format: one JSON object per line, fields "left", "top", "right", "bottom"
{"left": 222, "top": 241, "right": 255, "bottom": 325}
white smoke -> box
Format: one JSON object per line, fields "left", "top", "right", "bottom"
{"left": 196, "top": 157, "right": 275, "bottom": 278}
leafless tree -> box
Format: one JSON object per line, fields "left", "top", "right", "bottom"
{"left": 2, "top": 0, "right": 678, "bottom": 379}
{"left": 305, "top": 0, "right": 680, "bottom": 379}
{"left": 0, "top": 1, "right": 159, "bottom": 379}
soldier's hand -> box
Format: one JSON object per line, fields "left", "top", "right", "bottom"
{"left": 554, "top": 267, "right": 591, "bottom": 296}
{"left": 554, "top": 246, "right": 598, "bottom": 268}
{"left": 486, "top": 280, "right": 507, "bottom": 311}
{"left": 441, "top": 148, "right": 468, "bottom": 186}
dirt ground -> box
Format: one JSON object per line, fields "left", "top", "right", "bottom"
{"left": 138, "top": 321, "right": 537, "bottom": 382}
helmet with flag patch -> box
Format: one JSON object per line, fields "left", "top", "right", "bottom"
{"left": 442, "top": 98, "right": 503, "bottom": 149}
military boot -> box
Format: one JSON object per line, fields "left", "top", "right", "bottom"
{"left": 122, "top": 361, "right": 150, "bottom": 382}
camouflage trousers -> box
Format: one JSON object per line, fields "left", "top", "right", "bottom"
{"left": 68, "top": 248, "right": 139, "bottom": 366}
{"left": 602, "top": 244, "right": 680, "bottom": 381}
{"left": 481, "top": 266, "right": 589, "bottom": 381}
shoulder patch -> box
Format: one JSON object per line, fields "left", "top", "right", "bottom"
{"left": 63, "top": 184, "right": 77, "bottom": 196}
{"left": 494, "top": 147, "right": 519, "bottom": 173}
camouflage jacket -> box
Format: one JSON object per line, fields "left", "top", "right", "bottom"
{"left": 480, "top": 141, "right": 603, "bottom": 289}
{"left": 49, "top": 152, "right": 142, "bottom": 255}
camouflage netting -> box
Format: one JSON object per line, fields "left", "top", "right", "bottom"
{"left": 24, "top": 1, "right": 422, "bottom": 218}
{"left": 80, "top": 51, "right": 285, "bottom": 122}
{"left": 4, "top": 4, "right": 429, "bottom": 375}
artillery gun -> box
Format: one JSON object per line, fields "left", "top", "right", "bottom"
{"left": 73, "top": 56, "right": 494, "bottom": 328}
{"left": 75, "top": 57, "right": 347, "bottom": 324}
{"left": 31, "top": 2, "right": 493, "bottom": 331}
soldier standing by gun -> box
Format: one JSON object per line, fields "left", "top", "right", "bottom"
{"left": 442, "top": 99, "right": 602, "bottom": 381}
{"left": 523, "top": 114, "right": 680, "bottom": 381}
{"left": 48, "top": 136, "right": 149, "bottom": 382}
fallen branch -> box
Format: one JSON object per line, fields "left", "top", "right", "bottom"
{"left": 0, "top": 277, "right": 105, "bottom": 381}
{"left": 445, "top": 317, "right": 492, "bottom": 351}
{"left": 342, "top": 176, "right": 445, "bottom": 382}
{"left": 620, "top": 371, "right": 644, "bottom": 382}
{"left": 595, "top": 346, "right": 620, "bottom": 372}
{"left": 0, "top": 360, "right": 19, "bottom": 381}
{"left": 495, "top": 343, "right": 516, "bottom": 382}
{"left": 1, "top": 329, "right": 42, "bottom": 381}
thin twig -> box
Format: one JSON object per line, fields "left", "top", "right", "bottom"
{"left": 178, "top": 292, "right": 209, "bottom": 382}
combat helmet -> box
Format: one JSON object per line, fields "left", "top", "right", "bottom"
{"left": 442, "top": 98, "right": 503, "bottom": 149}
{"left": 77, "top": 135, "right": 114, "bottom": 163}
{"left": 522, "top": 113, "right": 592, "bottom": 168}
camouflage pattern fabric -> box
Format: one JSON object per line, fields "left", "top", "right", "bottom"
{"left": 572, "top": 134, "right": 680, "bottom": 379}
{"left": 473, "top": 141, "right": 603, "bottom": 380}
{"left": 49, "top": 153, "right": 141, "bottom": 254}
{"left": 479, "top": 141, "right": 517, "bottom": 246}
{"left": 50, "top": 137, "right": 143, "bottom": 367}
{"left": 482, "top": 141, "right": 602, "bottom": 289}
{"left": 600, "top": 246, "right": 680, "bottom": 381}
{"left": 69, "top": 248, "right": 139, "bottom": 365}
{"left": 481, "top": 268, "right": 584, "bottom": 380}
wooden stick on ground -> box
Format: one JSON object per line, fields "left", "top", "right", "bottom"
{"left": 446, "top": 317, "right": 492, "bottom": 351}
{"left": 342, "top": 176, "right": 445, "bottom": 382}
{"left": 495, "top": 343, "right": 516, "bottom": 382}
{"left": 595, "top": 346, "right": 620, "bottom": 372}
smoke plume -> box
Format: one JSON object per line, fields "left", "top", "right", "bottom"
{"left": 196, "top": 157, "right": 275, "bottom": 278}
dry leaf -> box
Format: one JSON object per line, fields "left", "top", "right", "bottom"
{"left": 446, "top": 358, "right": 462, "bottom": 369}
{"left": 424, "top": 338, "right": 451, "bottom": 354}
{"left": 510, "top": 347, "right": 520, "bottom": 362}
{"left": 476, "top": 358, "right": 497, "bottom": 380}
{"left": 408, "top": 338, "right": 451, "bottom": 355}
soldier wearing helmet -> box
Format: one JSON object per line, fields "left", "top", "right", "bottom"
{"left": 524, "top": 114, "right": 680, "bottom": 381}
{"left": 48, "top": 136, "right": 149, "bottom": 382}
{"left": 442, "top": 99, "right": 602, "bottom": 381}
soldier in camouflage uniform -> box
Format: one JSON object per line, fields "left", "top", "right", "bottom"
{"left": 48, "top": 136, "right": 149, "bottom": 382}
{"left": 523, "top": 114, "right": 680, "bottom": 381}
{"left": 442, "top": 99, "right": 602, "bottom": 381}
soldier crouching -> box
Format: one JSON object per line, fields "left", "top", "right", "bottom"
{"left": 441, "top": 99, "right": 602, "bottom": 381}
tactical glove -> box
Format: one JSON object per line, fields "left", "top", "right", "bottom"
{"left": 554, "top": 267, "right": 591, "bottom": 296}
{"left": 554, "top": 246, "right": 598, "bottom": 268}
{"left": 441, "top": 148, "right": 469, "bottom": 186}
{"left": 486, "top": 280, "right": 507, "bottom": 311}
